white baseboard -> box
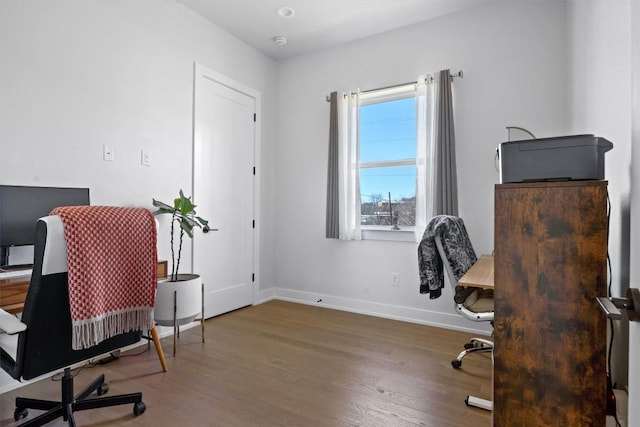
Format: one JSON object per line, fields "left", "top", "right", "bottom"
{"left": 257, "top": 287, "right": 492, "bottom": 336}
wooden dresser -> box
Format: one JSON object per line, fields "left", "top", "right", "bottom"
{"left": 494, "top": 181, "right": 608, "bottom": 426}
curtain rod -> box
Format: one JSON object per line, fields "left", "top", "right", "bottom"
{"left": 325, "top": 70, "right": 463, "bottom": 102}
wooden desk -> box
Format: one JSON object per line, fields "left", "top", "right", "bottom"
{"left": 0, "top": 275, "right": 31, "bottom": 314}
{"left": 459, "top": 255, "right": 494, "bottom": 289}
{"left": 0, "top": 270, "right": 168, "bottom": 373}
{"left": 1, "top": 261, "right": 169, "bottom": 314}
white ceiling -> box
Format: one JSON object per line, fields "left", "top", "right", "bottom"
{"left": 176, "top": 0, "right": 493, "bottom": 60}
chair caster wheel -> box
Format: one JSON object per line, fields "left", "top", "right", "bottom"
{"left": 464, "top": 342, "right": 475, "bottom": 349}
{"left": 97, "top": 382, "right": 109, "bottom": 396}
{"left": 134, "top": 401, "right": 146, "bottom": 416}
{"left": 451, "top": 359, "right": 462, "bottom": 369}
{"left": 14, "top": 407, "right": 28, "bottom": 421}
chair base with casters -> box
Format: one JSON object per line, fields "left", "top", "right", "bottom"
{"left": 429, "top": 223, "right": 494, "bottom": 411}
{"left": 453, "top": 333, "right": 493, "bottom": 411}
{"left": 466, "top": 396, "right": 493, "bottom": 411}
{"left": 451, "top": 337, "right": 493, "bottom": 369}
{"left": 450, "top": 285, "right": 494, "bottom": 370}
{"left": 449, "top": 287, "right": 494, "bottom": 411}
{"left": 451, "top": 324, "right": 494, "bottom": 411}
{"left": 13, "top": 367, "right": 146, "bottom": 426}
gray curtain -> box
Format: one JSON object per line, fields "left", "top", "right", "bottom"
{"left": 434, "top": 69, "right": 458, "bottom": 215}
{"left": 326, "top": 91, "right": 339, "bottom": 238}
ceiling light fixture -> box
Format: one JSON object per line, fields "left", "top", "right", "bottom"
{"left": 273, "top": 36, "right": 288, "bottom": 46}
{"left": 276, "top": 6, "right": 295, "bottom": 18}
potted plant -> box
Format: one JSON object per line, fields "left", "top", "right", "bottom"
{"left": 152, "top": 190, "right": 209, "bottom": 329}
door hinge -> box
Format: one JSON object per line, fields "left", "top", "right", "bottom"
{"left": 252, "top": 220, "right": 255, "bottom": 228}
{"left": 252, "top": 273, "right": 255, "bottom": 282}
{"left": 253, "top": 113, "right": 256, "bottom": 122}
{"left": 253, "top": 166, "right": 256, "bottom": 175}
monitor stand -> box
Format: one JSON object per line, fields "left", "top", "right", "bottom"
{"left": 0, "top": 246, "right": 34, "bottom": 271}
{"left": 0, "top": 264, "right": 33, "bottom": 272}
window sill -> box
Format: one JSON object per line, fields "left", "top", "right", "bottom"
{"left": 361, "top": 226, "right": 416, "bottom": 242}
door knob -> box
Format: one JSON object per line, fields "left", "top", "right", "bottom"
{"left": 202, "top": 226, "right": 219, "bottom": 234}
{"left": 597, "top": 288, "right": 640, "bottom": 321}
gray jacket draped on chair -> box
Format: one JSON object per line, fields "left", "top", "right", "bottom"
{"left": 418, "top": 215, "right": 477, "bottom": 299}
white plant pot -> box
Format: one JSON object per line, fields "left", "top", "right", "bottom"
{"left": 154, "top": 273, "right": 202, "bottom": 327}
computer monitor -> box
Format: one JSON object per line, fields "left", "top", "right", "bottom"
{"left": 0, "top": 185, "right": 90, "bottom": 268}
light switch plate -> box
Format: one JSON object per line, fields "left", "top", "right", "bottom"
{"left": 103, "top": 145, "right": 114, "bottom": 161}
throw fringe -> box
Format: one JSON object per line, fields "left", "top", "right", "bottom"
{"left": 72, "top": 307, "right": 154, "bottom": 350}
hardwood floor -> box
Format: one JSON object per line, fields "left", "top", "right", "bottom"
{"left": 0, "top": 300, "right": 492, "bottom": 426}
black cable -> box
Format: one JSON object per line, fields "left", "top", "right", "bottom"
{"left": 607, "top": 252, "right": 614, "bottom": 377}
{"left": 121, "top": 345, "right": 151, "bottom": 357}
{"left": 49, "top": 344, "right": 150, "bottom": 382}
{"left": 606, "top": 192, "right": 622, "bottom": 427}
{"left": 50, "top": 362, "right": 96, "bottom": 382}
{"left": 607, "top": 191, "right": 611, "bottom": 297}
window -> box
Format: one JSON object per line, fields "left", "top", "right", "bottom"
{"left": 332, "top": 79, "right": 435, "bottom": 242}
{"left": 359, "top": 95, "right": 417, "bottom": 229}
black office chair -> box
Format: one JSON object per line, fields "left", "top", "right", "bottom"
{"left": 0, "top": 215, "right": 148, "bottom": 426}
{"left": 419, "top": 215, "right": 493, "bottom": 410}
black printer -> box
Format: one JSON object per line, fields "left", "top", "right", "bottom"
{"left": 498, "top": 134, "right": 613, "bottom": 184}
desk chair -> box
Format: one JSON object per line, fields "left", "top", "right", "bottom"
{"left": 420, "top": 215, "right": 493, "bottom": 411}
{"left": 434, "top": 238, "right": 494, "bottom": 368}
{"left": 0, "top": 213, "right": 153, "bottom": 426}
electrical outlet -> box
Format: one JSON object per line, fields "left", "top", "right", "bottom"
{"left": 141, "top": 150, "right": 151, "bottom": 166}
{"left": 391, "top": 272, "right": 400, "bottom": 286}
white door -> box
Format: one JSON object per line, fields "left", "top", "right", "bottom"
{"left": 192, "top": 63, "right": 257, "bottom": 318}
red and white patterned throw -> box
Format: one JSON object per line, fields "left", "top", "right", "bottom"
{"left": 51, "top": 206, "right": 157, "bottom": 350}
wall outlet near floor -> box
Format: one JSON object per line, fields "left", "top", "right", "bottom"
{"left": 391, "top": 272, "right": 400, "bottom": 286}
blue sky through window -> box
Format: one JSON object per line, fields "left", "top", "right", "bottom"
{"left": 359, "top": 97, "right": 416, "bottom": 203}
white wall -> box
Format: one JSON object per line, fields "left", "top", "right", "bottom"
{"left": 567, "top": 0, "right": 632, "bottom": 293}
{"left": 270, "top": 1, "right": 568, "bottom": 332}
{"left": 0, "top": 0, "right": 278, "bottom": 290}
{"left": 566, "top": 0, "right": 632, "bottom": 388}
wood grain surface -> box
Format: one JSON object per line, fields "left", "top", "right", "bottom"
{"left": 494, "top": 181, "right": 608, "bottom": 426}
